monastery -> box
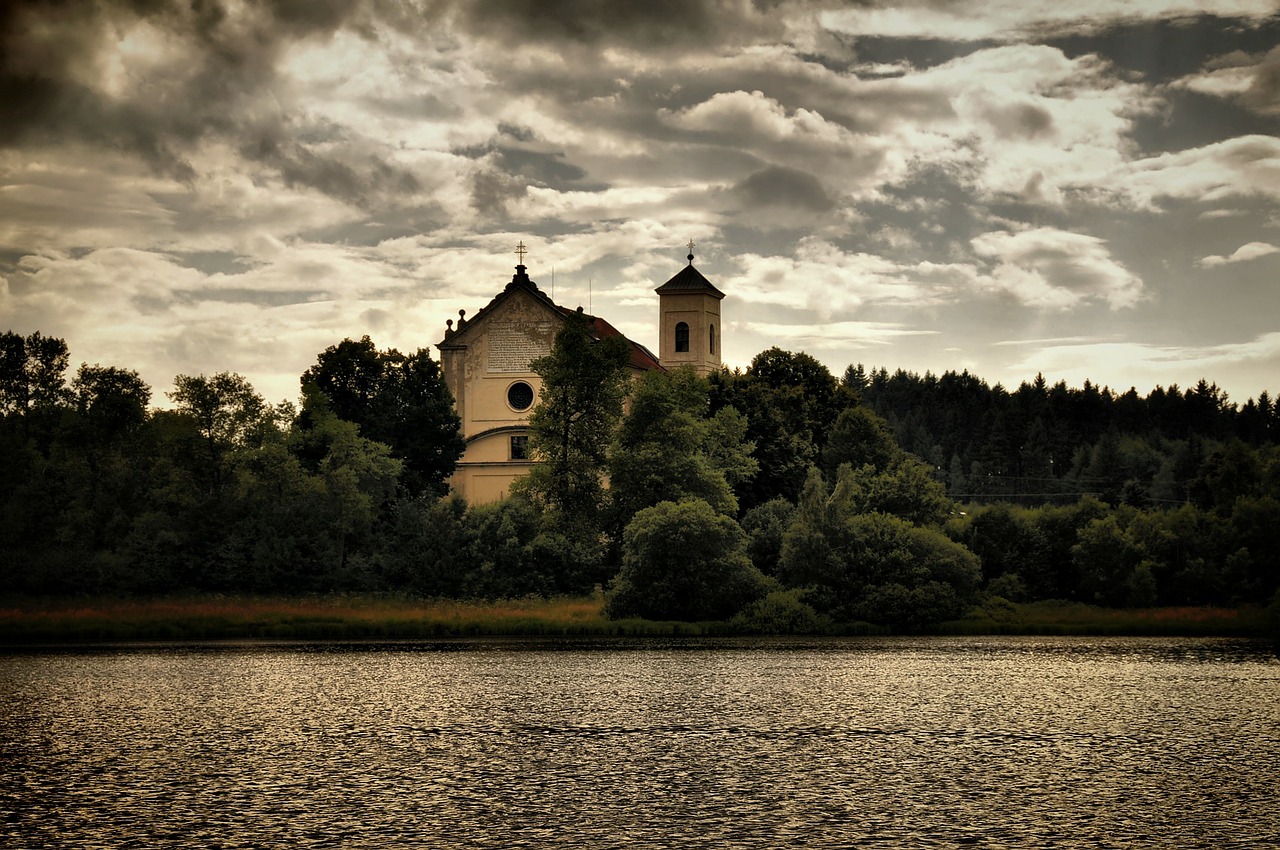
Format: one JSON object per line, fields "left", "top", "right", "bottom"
{"left": 437, "top": 245, "right": 725, "bottom": 504}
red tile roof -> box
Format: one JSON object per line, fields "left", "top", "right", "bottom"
{"left": 556, "top": 306, "right": 664, "bottom": 372}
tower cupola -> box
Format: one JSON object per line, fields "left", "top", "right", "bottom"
{"left": 655, "top": 243, "right": 725, "bottom": 376}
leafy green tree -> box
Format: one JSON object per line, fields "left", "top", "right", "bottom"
{"left": 520, "top": 311, "right": 631, "bottom": 540}
{"left": 779, "top": 465, "right": 980, "bottom": 626}
{"left": 1190, "top": 440, "right": 1262, "bottom": 513}
{"left": 169, "top": 371, "right": 284, "bottom": 495}
{"left": 1026, "top": 496, "right": 1110, "bottom": 599}
{"left": 374, "top": 495, "right": 470, "bottom": 597}
{"left": 297, "top": 406, "right": 403, "bottom": 583}
{"left": 301, "top": 336, "right": 463, "bottom": 496}
{"left": 955, "top": 503, "right": 1052, "bottom": 595}
{"left": 72, "top": 365, "right": 150, "bottom": 441}
{"left": 0, "top": 330, "right": 70, "bottom": 416}
{"left": 1072, "top": 515, "right": 1146, "bottom": 606}
{"left": 712, "top": 348, "right": 854, "bottom": 508}
{"left": 822, "top": 406, "right": 901, "bottom": 477}
{"left": 607, "top": 499, "right": 771, "bottom": 621}
{"left": 831, "top": 458, "right": 952, "bottom": 528}
{"left": 853, "top": 581, "right": 964, "bottom": 632}
{"left": 461, "top": 496, "right": 554, "bottom": 598}
{"left": 741, "top": 497, "right": 795, "bottom": 576}
{"left": 609, "top": 367, "right": 755, "bottom": 531}
{"left": 732, "top": 588, "right": 828, "bottom": 634}
{"left": 1227, "top": 495, "right": 1280, "bottom": 602}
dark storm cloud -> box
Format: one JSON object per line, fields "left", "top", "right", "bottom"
{"left": 978, "top": 101, "right": 1054, "bottom": 140}
{"left": 453, "top": 0, "right": 778, "bottom": 50}
{"left": 0, "top": 0, "right": 422, "bottom": 204}
{"left": 731, "top": 165, "right": 834, "bottom": 212}
{"left": 470, "top": 168, "right": 528, "bottom": 218}
{"left": 1048, "top": 14, "right": 1280, "bottom": 83}
{"left": 1243, "top": 45, "right": 1280, "bottom": 113}
{"left": 456, "top": 125, "right": 599, "bottom": 191}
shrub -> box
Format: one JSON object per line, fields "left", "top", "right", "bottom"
{"left": 731, "top": 588, "right": 828, "bottom": 634}
{"left": 607, "top": 499, "right": 770, "bottom": 621}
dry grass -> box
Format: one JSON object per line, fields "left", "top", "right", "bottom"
{"left": 1, "top": 595, "right": 1271, "bottom": 642}
{"left": 0, "top": 595, "right": 621, "bottom": 642}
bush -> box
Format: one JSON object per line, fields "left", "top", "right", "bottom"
{"left": 607, "top": 499, "right": 770, "bottom": 621}
{"left": 731, "top": 588, "right": 828, "bottom": 634}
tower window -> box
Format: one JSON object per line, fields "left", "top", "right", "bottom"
{"left": 510, "top": 434, "right": 529, "bottom": 460}
{"left": 675, "top": 321, "right": 689, "bottom": 353}
{"left": 709, "top": 324, "right": 716, "bottom": 355}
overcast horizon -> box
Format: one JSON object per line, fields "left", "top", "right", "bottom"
{"left": 2, "top": 0, "right": 1278, "bottom": 409}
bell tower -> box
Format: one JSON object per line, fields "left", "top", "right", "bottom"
{"left": 655, "top": 243, "right": 725, "bottom": 376}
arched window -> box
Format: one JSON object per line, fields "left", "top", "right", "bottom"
{"left": 709, "top": 324, "right": 716, "bottom": 355}
{"left": 675, "top": 321, "right": 689, "bottom": 353}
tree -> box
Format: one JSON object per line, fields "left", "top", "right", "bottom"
{"left": 1072, "top": 515, "right": 1146, "bottom": 606}
{"left": 822, "top": 406, "right": 902, "bottom": 478}
{"left": 712, "top": 348, "right": 854, "bottom": 508}
{"left": 301, "top": 337, "right": 463, "bottom": 496}
{"left": 609, "top": 367, "right": 755, "bottom": 530}
{"left": 374, "top": 495, "right": 470, "bottom": 596}
{"left": 831, "top": 459, "right": 953, "bottom": 528}
{"left": 168, "top": 371, "right": 276, "bottom": 494}
{"left": 607, "top": 499, "right": 771, "bottom": 621}
{"left": 71, "top": 364, "right": 150, "bottom": 445}
{"left": 521, "top": 312, "right": 631, "bottom": 526}
{"left": 0, "top": 330, "right": 70, "bottom": 416}
{"left": 955, "top": 503, "right": 1052, "bottom": 597}
{"left": 741, "top": 497, "right": 795, "bottom": 576}
{"left": 778, "top": 465, "right": 979, "bottom": 627}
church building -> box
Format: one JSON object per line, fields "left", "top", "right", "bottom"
{"left": 437, "top": 245, "right": 724, "bottom": 504}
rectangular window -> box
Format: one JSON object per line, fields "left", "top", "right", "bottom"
{"left": 510, "top": 434, "right": 529, "bottom": 460}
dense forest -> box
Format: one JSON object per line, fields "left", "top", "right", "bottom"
{"left": 3, "top": 325, "right": 1278, "bottom": 630}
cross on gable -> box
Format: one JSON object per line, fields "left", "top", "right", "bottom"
{"left": 514, "top": 241, "right": 528, "bottom": 264}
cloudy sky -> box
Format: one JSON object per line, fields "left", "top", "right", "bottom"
{"left": 2, "top": 0, "right": 1278, "bottom": 409}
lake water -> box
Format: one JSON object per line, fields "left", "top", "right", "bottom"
{"left": 2, "top": 637, "right": 1277, "bottom": 848}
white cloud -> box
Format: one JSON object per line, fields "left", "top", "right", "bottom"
{"left": 914, "top": 46, "right": 1158, "bottom": 205}
{"left": 663, "top": 90, "right": 851, "bottom": 151}
{"left": 725, "top": 239, "right": 947, "bottom": 318}
{"left": 1002, "top": 332, "right": 1280, "bottom": 397}
{"left": 1198, "top": 242, "right": 1280, "bottom": 267}
{"left": 743, "top": 320, "right": 935, "bottom": 350}
{"left": 1173, "top": 47, "right": 1280, "bottom": 116}
{"left": 971, "top": 228, "right": 1144, "bottom": 309}
{"left": 1116, "top": 135, "right": 1280, "bottom": 207}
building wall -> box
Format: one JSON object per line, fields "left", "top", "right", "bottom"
{"left": 439, "top": 289, "right": 561, "bottom": 503}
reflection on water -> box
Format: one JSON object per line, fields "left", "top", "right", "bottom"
{"left": 2, "top": 637, "right": 1277, "bottom": 848}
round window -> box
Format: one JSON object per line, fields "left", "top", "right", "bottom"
{"left": 507, "top": 381, "right": 535, "bottom": 411}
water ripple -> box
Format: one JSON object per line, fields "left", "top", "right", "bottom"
{"left": 2, "top": 636, "right": 1277, "bottom": 848}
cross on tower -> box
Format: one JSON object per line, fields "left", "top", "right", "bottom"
{"left": 515, "top": 241, "right": 528, "bottom": 264}
{"left": 687, "top": 239, "right": 696, "bottom": 264}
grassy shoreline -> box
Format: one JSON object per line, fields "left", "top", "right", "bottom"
{"left": 1, "top": 595, "right": 1273, "bottom": 643}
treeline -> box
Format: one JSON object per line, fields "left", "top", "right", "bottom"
{"left": 4, "top": 326, "right": 1279, "bottom": 630}
{"left": 851, "top": 365, "right": 1279, "bottom": 506}
{"left": 1, "top": 332, "right": 465, "bottom": 596}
